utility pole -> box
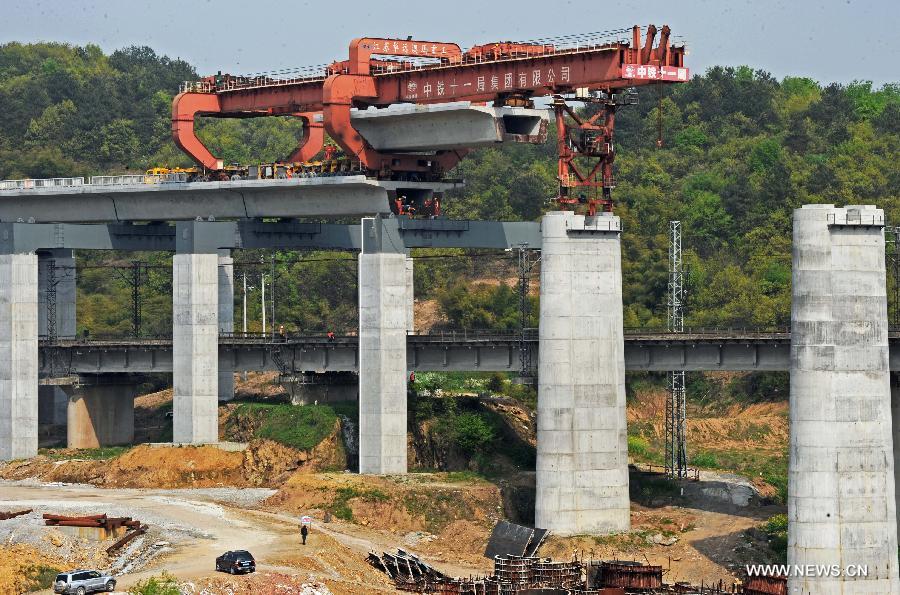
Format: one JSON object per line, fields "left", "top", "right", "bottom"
{"left": 270, "top": 252, "right": 276, "bottom": 339}
{"left": 665, "top": 221, "right": 688, "bottom": 479}
{"left": 261, "top": 273, "right": 267, "bottom": 335}
{"left": 242, "top": 272, "right": 248, "bottom": 335}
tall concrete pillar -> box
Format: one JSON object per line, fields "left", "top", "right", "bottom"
{"left": 358, "top": 217, "right": 407, "bottom": 474}
{"left": 172, "top": 222, "right": 221, "bottom": 444}
{"left": 789, "top": 204, "right": 899, "bottom": 594}
{"left": 0, "top": 253, "right": 39, "bottom": 461}
{"left": 892, "top": 372, "right": 900, "bottom": 550}
{"left": 535, "top": 211, "right": 629, "bottom": 535}
{"left": 38, "top": 249, "right": 76, "bottom": 425}
{"left": 218, "top": 250, "right": 235, "bottom": 402}
{"left": 406, "top": 256, "right": 415, "bottom": 333}
{"left": 64, "top": 377, "right": 136, "bottom": 448}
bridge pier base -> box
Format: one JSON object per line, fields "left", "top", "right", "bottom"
{"left": 64, "top": 377, "right": 136, "bottom": 448}
{"left": 218, "top": 250, "right": 234, "bottom": 402}
{"left": 788, "top": 204, "right": 900, "bottom": 594}
{"left": 0, "top": 253, "right": 39, "bottom": 461}
{"left": 172, "top": 250, "right": 219, "bottom": 444}
{"left": 535, "top": 211, "right": 629, "bottom": 535}
{"left": 358, "top": 217, "right": 407, "bottom": 474}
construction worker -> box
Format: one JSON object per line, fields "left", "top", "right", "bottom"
{"left": 327, "top": 330, "right": 335, "bottom": 342}
{"left": 301, "top": 523, "right": 309, "bottom": 545}
{"left": 279, "top": 324, "right": 286, "bottom": 341}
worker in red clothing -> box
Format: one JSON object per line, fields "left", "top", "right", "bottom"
{"left": 327, "top": 331, "right": 335, "bottom": 342}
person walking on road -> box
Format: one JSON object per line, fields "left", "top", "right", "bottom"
{"left": 301, "top": 523, "right": 309, "bottom": 545}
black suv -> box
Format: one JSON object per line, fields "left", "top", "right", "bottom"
{"left": 215, "top": 550, "right": 256, "bottom": 574}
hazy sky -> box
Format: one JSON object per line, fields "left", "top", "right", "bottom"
{"left": 1, "top": 0, "right": 897, "bottom": 86}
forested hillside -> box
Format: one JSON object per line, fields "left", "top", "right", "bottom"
{"left": 1, "top": 42, "right": 898, "bottom": 334}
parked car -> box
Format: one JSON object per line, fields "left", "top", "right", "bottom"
{"left": 53, "top": 570, "right": 116, "bottom": 594}
{"left": 215, "top": 550, "right": 256, "bottom": 574}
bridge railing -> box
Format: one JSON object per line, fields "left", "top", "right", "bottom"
{"left": 89, "top": 173, "right": 189, "bottom": 186}
{"left": 0, "top": 177, "right": 85, "bottom": 190}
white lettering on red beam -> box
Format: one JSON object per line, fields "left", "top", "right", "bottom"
{"left": 621, "top": 64, "right": 689, "bottom": 81}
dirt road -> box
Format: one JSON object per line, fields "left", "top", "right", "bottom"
{"left": 1, "top": 481, "right": 487, "bottom": 594}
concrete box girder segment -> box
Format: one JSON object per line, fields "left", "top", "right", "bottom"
{"left": 347, "top": 103, "right": 549, "bottom": 152}
{"left": 0, "top": 177, "right": 458, "bottom": 223}
{"left": 0, "top": 218, "right": 542, "bottom": 253}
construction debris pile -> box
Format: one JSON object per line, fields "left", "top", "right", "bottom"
{"left": 0, "top": 509, "right": 32, "bottom": 520}
{"left": 368, "top": 551, "right": 779, "bottom": 594}
{"left": 43, "top": 513, "right": 148, "bottom": 554}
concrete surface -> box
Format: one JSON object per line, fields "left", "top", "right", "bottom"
{"left": 172, "top": 253, "right": 219, "bottom": 444}
{"left": 349, "top": 103, "right": 548, "bottom": 152}
{"left": 788, "top": 204, "right": 900, "bottom": 594}
{"left": 217, "top": 251, "right": 234, "bottom": 402}
{"left": 534, "top": 211, "right": 630, "bottom": 535}
{"left": 358, "top": 251, "right": 408, "bottom": 474}
{"left": 65, "top": 382, "right": 136, "bottom": 448}
{"left": 0, "top": 254, "right": 38, "bottom": 461}
{"left": 406, "top": 256, "right": 415, "bottom": 333}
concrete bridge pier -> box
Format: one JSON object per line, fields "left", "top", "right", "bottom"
{"left": 535, "top": 211, "right": 630, "bottom": 535}
{"left": 64, "top": 376, "right": 138, "bottom": 448}
{"left": 358, "top": 216, "right": 408, "bottom": 474}
{"left": 38, "top": 249, "right": 76, "bottom": 426}
{"left": 406, "top": 256, "right": 415, "bottom": 333}
{"left": 789, "top": 204, "right": 900, "bottom": 594}
{"left": 218, "top": 250, "right": 235, "bottom": 402}
{"left": 172, "top": 220, "right": 223, "bottom": 444}
{"left": 0, "top": 252, "right": 39, "bottom": 461}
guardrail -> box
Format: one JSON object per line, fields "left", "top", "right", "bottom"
{"left": 89, "top": 173, "right": 188, "bottom": 186}
{"left": 0, "top": 177, "right": 84, "bottom": 190}
{"left": 827, "top": 211, "right": 885, "bottom": 227}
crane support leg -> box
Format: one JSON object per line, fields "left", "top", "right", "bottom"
{"left": 171, "top": 92, "right": 225, "bottom": 170}
{"left": 286, "top": 113, "right": 325, "bottom": 163}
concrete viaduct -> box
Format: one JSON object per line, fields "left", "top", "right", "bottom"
{"left": 0, "top": 117, "right": 898, "bottom": 591}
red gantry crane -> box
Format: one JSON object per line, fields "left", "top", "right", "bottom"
{"left": 172, "top": 25, "right": 687, "bottom": 214}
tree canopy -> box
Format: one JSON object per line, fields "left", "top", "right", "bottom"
{"left": 1, "top": 43, "right": 898, "bottom": 333}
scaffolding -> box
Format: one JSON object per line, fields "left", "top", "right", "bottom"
{"left": 665, "top": 220, "right": 688, "bottom": 479}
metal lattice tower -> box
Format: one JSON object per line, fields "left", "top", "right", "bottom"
{"left": 516, "top": 245, "right": 540, "bottom": 380}
{"left": 665, "top": 221, "right": 688, "bottom": 479}
{"left": 886, "top": 226, "right": 900, "bottom": 328}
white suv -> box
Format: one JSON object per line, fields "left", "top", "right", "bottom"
{"left": 53, "top": 570, "right": 116, "bottom": 594}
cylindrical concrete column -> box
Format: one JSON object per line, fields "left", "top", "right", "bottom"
{"left": 358, "top": 250, "right": 408, "bottom": 474}
{"left": 535, "top": 211, "right": 629, "bottom": 535}
{"left": 406, "top": 256, "right": 415, "bottom": 333}
{"left": 172, "top": 253, "right": 219, "bottom": 444}
{"left": 789, "top": 204, "right": 900, "bottom": 594}
{"left": 0, "top": 253, "right": 39, "bottom": 461}
{"left": 65, "top": 380, "right": 136, "bottom": 448}
{"left": 218, "top": 250, "right": 235, "bottom": 402}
